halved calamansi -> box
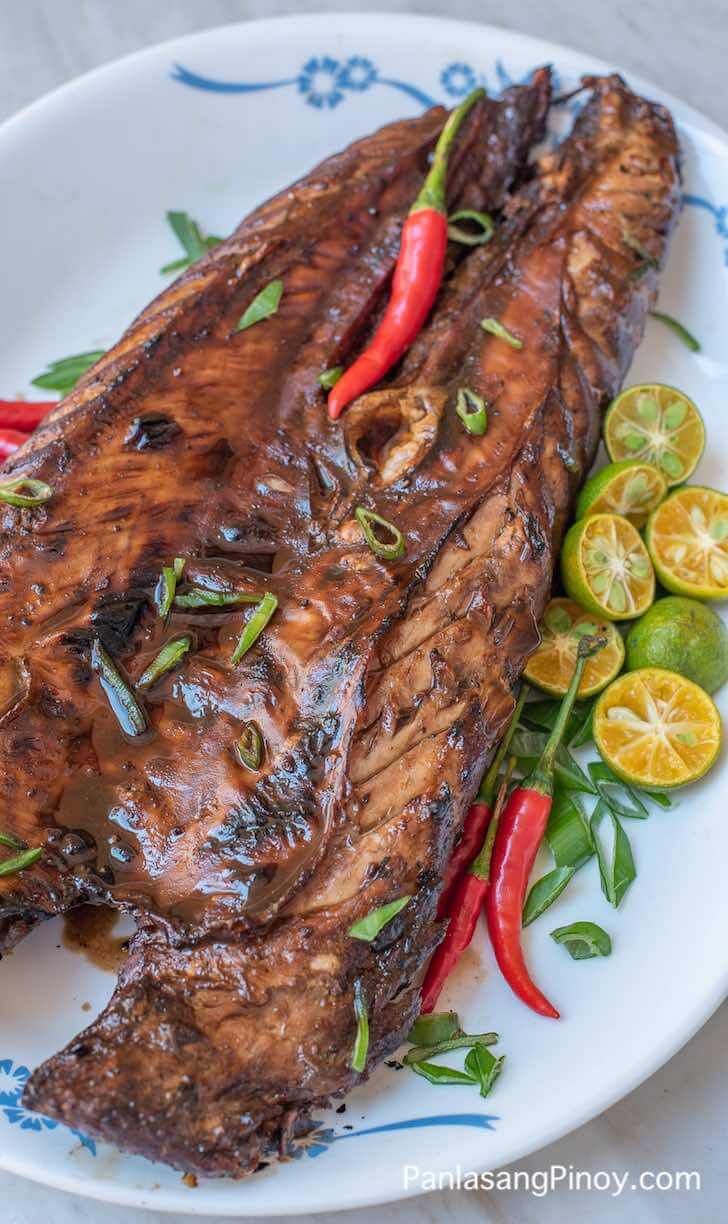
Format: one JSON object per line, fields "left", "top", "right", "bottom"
{"left": 525, "top": 598, "right": 625, "bottom": 698}
{"left": 604, "top": 384, "right": 704, "bottom": 486}
{"left": 594, "top": 667, "right": 722, "bottom": 789}
{"left": 646, "top": 486, "right": 728, "bottom": 600}
{"left": 561, "top": 513, "right": 655, "bottom": 621}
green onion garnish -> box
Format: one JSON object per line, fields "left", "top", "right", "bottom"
{"left": 138, "top": 635, "right": 192, "bottom": 688}
{"left": 175, "top": 588, "right": 262, "bottom": 609}
{"left": 90, "top": 638, "right": 148, "bottom": 737}
{"left": 408, "top": 1011, "right": 460, "bottom": 1046}
{"left": 160, "top": 210, "right": 222, "bottom": 275}
{"left": 455, "top": 387, "right": 488, "bottom": 436}
{"left": 156, "top": 557, "right": 185, "bottom": 619}
{"left": 623, "top": 228, "right": 658, "bottom": 279}
{"left": 31, "top": 351, "right": 104, "bottom": 395}
{"left": 318, "top": 366, "right": 344, "bottom": 390}
{"left": 348, "top": 896, "right": 411, "bottom": 941}
{"left": 235, "top": 721, "right": 264, "bottom": 770}
{"left": 522, "top": 865, "right": 576, "bottom": 927}
{"left": 480, "top": 317, "right": 523, "bottom": 349}
{"left": 350, "top": 979, "right": 369, "bottom": 1073}
{"left": 230, "top": 592, "right": 278, "bottom": 665}
{"left": 404, "top": 1032, "right": 498, "bottom": 1064}
{"left": 409, "top": 1060, "right": 478, "bottom": 1086}
{"left": 464, "top": 1043, "right": 505, "bottom": 1098}
{"left": 354, "top": 507, "right": 406, "bottom": 561}
{"left": 551, "top": 921, "right": 612, "bottom": 959}
{"left": 0, "top": 846, "right": 42, "bottom": 878}
{"left": 0, "top": 830, "right": 24, "bottom": 850}
{"left": 235, "top": 280, "right": 283, "bottom": 332}
{"left": 0, "top": 477, "right": 54, "bottom": 508}
{"left": 649, "top": 311, "right": 701, "bottom": 352}
{"left": 447, "top": 209, "right": 495, "bottom": 246}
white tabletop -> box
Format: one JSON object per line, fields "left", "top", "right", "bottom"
{"left": 1, "top": 3, "right": 727, "bottom": 1221}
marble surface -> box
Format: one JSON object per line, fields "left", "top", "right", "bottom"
{"left": 1, "top": 2, "right": 727, "bottom": 1221}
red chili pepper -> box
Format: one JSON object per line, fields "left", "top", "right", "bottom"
{"left": 485, "top": 635, "right": 606, "bottom": 1019}
{"left": 0, "top": 428, "right": 31, "bottom": 460}
{"left": 437, "top": 687, "right": 528, "bottom": 919}
{"left": 328, "top": 87, "right": 485, "bottom": 421}
{"left": 0, "top": 400, "right": 56, "bottom": 431}
{"left": 421, "top": 759, "right": 515, "bottom": 1014}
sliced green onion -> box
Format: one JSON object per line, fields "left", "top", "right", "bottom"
{"left": 235, "top": 721, "right": 264, "bottom": 770}
{"left": 31, "top": 351, "right": 104, "bottom": 395}
{"left": 522, "top": 865, "right": 576, "bottom": 927}
{"left": 447, "top": 209, "right": 495, "bottom": 246}
{"left": 90, "top": 638, "right": 148, "bottom": 737}
{"left": 464, "top": 1043, "right": 505, "bottom": 1098}
{"left": 0, "top": 830, "right": 25, "bottom": 850}
{"left": 235, "top": 280, "right": 283, "bottom": 332}
{"left": 0, "top": 847, "right": 42, "bottom": 877}
{"left": 0, "top": 477, "right": 54, "bottom": 508}
{"left": 588, "top": 761, "right": 648, "bottom": 819}
{"left": 623, "top": 228, "right": 658, "bottom": 279}
{"left": 404, "top": 1032, "right": 498, "bottom": 1064}
{"left": 354, "top": 507, "right": 406, "bottom": 561}
{"left": 407, "top": 1011, "right": 460, "bottom": 1046}
{"left": 546, "top": 790, "right": 594, "bottom": 870}
{"left": 348, "top": 896, "right": 410, "bottom": 941}
{"left": 480, "top": 317, "right": 523, "bottom": 349}
{"left": 590, "top": 800, "right": 636, "bottom": 909}
{"left": 649, "top": 311, "right": 701, "bottom": 352}
{"left": 455, "top": 387, "right": 488, "bottom": 436}
{"left": 350, "top": 979, "right": 369, "bottom": 1073}
{"left": 318, "top": 366, "right": 344, "bottom": 390}
{"left": 156, "top": 558, "right": 185, "bottom": 619}
{"left": 410, "top": 1060, "right": 477, "bottom": 1086}
{"left": 551, "top": 921, "right": 612, "bottom": 960}
{"left": 138, "top": 635, "right": 191, "bottom": 688}
{"left": 160, "top": 210, "right": 221, "bottom": 274}
{"left": 231, "top": 592, "right": 278, "bottom": 665}
{"left": 176, "top": 588, "right": 262, "bottom": 609}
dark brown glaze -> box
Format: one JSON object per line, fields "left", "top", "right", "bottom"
{"left": 10, "top": 75, "right": 682, "bottom": 1178}
{"left": 0, "top": 75, "right": 551, "bottom": 946}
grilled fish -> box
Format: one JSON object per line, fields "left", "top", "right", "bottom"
{"left": 1, "top": 73, "right": 681, "bottom": 1177}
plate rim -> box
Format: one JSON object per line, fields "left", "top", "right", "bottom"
{"left": 1, "top": 10, "right": 727, "bottom": 1216}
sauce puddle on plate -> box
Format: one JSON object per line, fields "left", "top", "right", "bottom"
{"left": 62, "top": 905, "right": 129, "bottom": 973}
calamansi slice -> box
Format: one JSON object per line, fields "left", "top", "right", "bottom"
{"left": 575, "top": 460, "right": 667, "bottom": 529}
{"left": 604, "top": 384, "right": 705, "bottom": 486}
{"left": 594, "top": 667, "right": 721, "bottom": 788}
{"left": 646, "top": 486, "right": 728, "bottom": 600}
{"left": 561, "top": 513, "right": 655, "bottom": 621}
{"left": 525, "top": 598, "right": 625, "bottom": 697}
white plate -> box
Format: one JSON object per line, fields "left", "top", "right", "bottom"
{"left": 1, "top": 11, "right": 727, "bottom": 1217}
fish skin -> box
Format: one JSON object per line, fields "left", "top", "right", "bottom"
{"left": 16, "top": 74, "right": 683, "bottom": 1177}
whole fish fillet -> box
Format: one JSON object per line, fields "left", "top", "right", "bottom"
{"left": 3, "top": 73, "right": 682, "bottom": 1178}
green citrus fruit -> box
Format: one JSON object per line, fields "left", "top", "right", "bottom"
{"left": 646, "top": 485, "right": 728, "bottom": 599}
{"left": 625, "top": 596, "right": 728, "bottom": 694}
{"left": 575, "top": 460, "right": 667, "bottom": 529}
{"left": 603, "top": 384, "right": 704, "bottom": 486}
{"left": 561, "top": 513, "right": 655, "bottom": 621}
{"left": 594, "top": 667, "right": 721, "bottom": 788}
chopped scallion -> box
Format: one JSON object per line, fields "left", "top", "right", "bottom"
{"left": 0, "top": 846, "right": 42, "bottom": 878}
{"left": 235, "top": 280, "right": 283, "bottom": 332}
{"left": 137, "top": 635, "right": 192, "bottom": 688}
{"left": 0, "top": 477, "right": 54, "bottom": 508}
{"left": 455, "top": 387, "right": 488, "bottom": 436}
{"left": 354, "top": 507, "right": 406, "bottom": 561}
{"left": 235, "top": 721, "right": 264, "bottom": 770}
{"left": 348, "top": 896, "right": 410, "bottom": 941}
{"left": 447, "top": 209, "right": 495, "bottom": 246}
{"left": 230, "top": 592, "right": 278, "bottom": 665}
{"left": 350, "top": 979, "right": 369, "bottom": 1073}
{"left": 480, "top": 317, "right": 523, "bottom": 349}
{"left": 90, "top": 638, "right": 148, "bottom": 737}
